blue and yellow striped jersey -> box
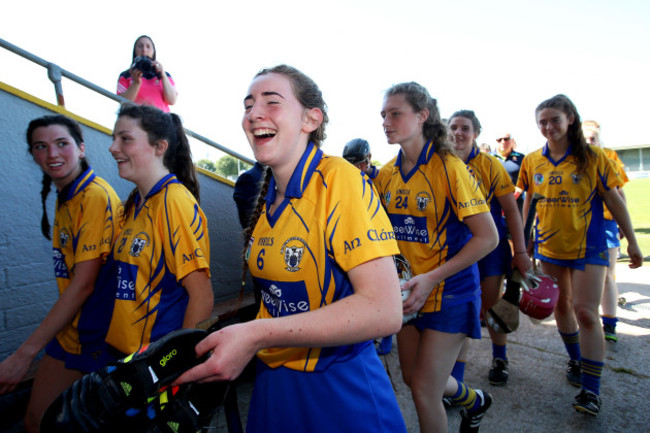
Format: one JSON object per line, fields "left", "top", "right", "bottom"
{"left": 247, "top": 143, "right": 399, "bottom": 372}
{"left": 105, "top": 174, "right": 210, "bottom": 354}
{"left": 52, "top": 167, "right": 122, "bottom": 354}
{"left": 375, "top": 141, "right": 489, "bottom": 313}
{"left": 602, "top": 147, "right": 628, "bottom": 221}
{"left": 465, "top": 146, "right": 515, "bottom": 238}
{"left": 517, "top": 144, "right": 622, "bottom": 260}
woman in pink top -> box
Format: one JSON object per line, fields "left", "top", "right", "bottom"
{"left": 117, "top": 35, "right": 178, "bottom": 112}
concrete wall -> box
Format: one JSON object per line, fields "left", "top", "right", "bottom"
{"left": 0, "top": 84, "right": 248, "bottom": 360}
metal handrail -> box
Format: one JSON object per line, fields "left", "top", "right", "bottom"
{"left": 0, "top": 37, "right": 254, "bottom": 165}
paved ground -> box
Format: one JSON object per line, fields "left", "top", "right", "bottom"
{"left": 213, "top": 262, "right": 650, "bottom": 432}
{"left": 3, "top": 262, "right": 645, "bottom": 432}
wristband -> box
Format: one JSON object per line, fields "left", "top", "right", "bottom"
{"left": 515, "top": 251, "right": 527, "bottom": 255}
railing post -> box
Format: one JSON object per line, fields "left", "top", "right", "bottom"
{"left": 47, "top": 63, "right": 65, "bottom": 107}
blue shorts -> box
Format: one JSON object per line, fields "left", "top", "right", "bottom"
{"left": 604, "top": 219, "right": 620, "bottom": 249}
{"left": 247, "top": 343, "right": 407, "bottom": 433}
{"left": 535, "top": 249, "right": 609, "bottom": 271}
{"left": 411, "top": 298, "right": 482, "bottom": 339}
{"left": 478, "top": 237, "right": 512, "bottom": 279}
{"left": 45, "top": 338, "right": 122, "bottom": 373}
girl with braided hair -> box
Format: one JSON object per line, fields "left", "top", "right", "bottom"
{"left": 0, "top": 115, "right": 122, "bottom": 432}
{"left": 175, "top": 65, "right": 406, "bottom": 433}
{"left": 374, "top": 83, "right": 499, "bottom": 433}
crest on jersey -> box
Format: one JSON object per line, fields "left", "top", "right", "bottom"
{"left": 385, "top": 191, "right": 391, "bottom": 207}
{"left": 129, "top": 232, "right": 150, "bottom": 257}
{"left": 59, "top": 228, "right": 70, "bottom": 249}
{"left": 572, "top": 174, "right": 581, "bottom": 184}
{"left": 534, "top": 173, "right": 544, "bottom": 185}
{"left": 416, "top": 192, "right": 431, "bottom": 212}
{"left": 281, "top": 237, "right": 306, "bottom": 272}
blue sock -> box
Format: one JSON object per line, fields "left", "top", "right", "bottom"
{"left": 492, "top": 343, "right": 507, "bottom": 361}
{"left": 450, "top": 380, "right": 479, "bottom": 411}
{"left": 451, "top": 360, "right": 466, "bottom": 382}
{"left": 581, "top": 357, "right": 604, "bottom": 395}
{"left": 559, "top": 330, "right": 581, "bottom": 361}
{"left": 602, "top": 315, "right": 618, "bottom": 328}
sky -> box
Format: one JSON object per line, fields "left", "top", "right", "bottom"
{"left": 2, "top": 0, "right": 649, "bottom": 165}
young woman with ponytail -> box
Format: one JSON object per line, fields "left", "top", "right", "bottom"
{"left": 374, "top": 83, "right": 499, "bottom": 433}
{"left": 104, "top": 103, "right": 213, "bottom": 356}
{"left": 448, "top": 110, "right": 530, "bottom": 387}
{"left": 518, "top": 94, "right": 643, "bottom": 415}
{"left": 0, "top": 115, "right": 122, "bottom": 432}
{"left": 174, "top": 65, "right": 406, "bottom": 433}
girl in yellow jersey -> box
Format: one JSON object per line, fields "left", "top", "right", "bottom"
{"left": 582, "top": 121, "right": 629, "bottom": 342}
{"left": 448, "top": 110, "right": 530, "bottom": 387}
{"left": 105, "top": 104, "right": 213, "bottom": 355}
{"left": 175, "top": 65, "right": 406, "bottom": 433}
{"left": 0, "top": 115, "right": 122, "bottom": 432}
{"left": 518, "top": 95, "right": 642, "bottom": 415}
{"left": 375, "top": 83, "right": 498, "bottom": 433}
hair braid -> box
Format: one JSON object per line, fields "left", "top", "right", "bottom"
{"left": 240, "top": 167, "right": 273, "bottom": 286}
{"left": 40, "top": 174, "right": 53, "bottom": 239}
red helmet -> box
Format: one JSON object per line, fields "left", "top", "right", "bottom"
{"left": 519, "top": 272, "right": 559, "bottom": 320}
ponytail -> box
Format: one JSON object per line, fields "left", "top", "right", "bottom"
{"left": 117, "top": 103, "right": 199, "bottom": 217}
{"left": 385, "top": 82, "right": 454, "bottom": 157}
{"left": 167, "top": 113, "right": 200, "bottom": 202}
{"left": 536, "top": 94, "right": 593, "bottom": 175}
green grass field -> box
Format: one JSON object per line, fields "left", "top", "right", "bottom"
{"left": 618, "top": 177, "right": 650, "bottom": 261}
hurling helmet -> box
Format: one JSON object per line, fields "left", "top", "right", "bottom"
{"left": 519, "top": 271, "right": 559, "bottom": 320}
{"left": 394, "top": 254, "right": 416, "bottom": 323}
{"left": 342, "top": 138, "right": 371, "bottom": 165}
{"left": 394, "top": 254, "right": 412, "bottom": 282}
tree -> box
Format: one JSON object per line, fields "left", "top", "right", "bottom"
{"left": 196, "top": 158, "right": 217, "bottom": 172}
{"left": 214, "top": 155, "right": 240, "bottom": 178}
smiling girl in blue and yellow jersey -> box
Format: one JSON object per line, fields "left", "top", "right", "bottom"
{"left": 105, "top": 103, "right": 212, "bottom": 356}
{"left": 518, "top": 94, "right": 642, "bottom": 415}
{"left": 174, "top": 65, "right": 406, "bottom": 433}
{"left": 0, "top": 115, "right": 122, "bottom": 433}
{"left": 448, "top": 110, "right": 530, "bottom": 387}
